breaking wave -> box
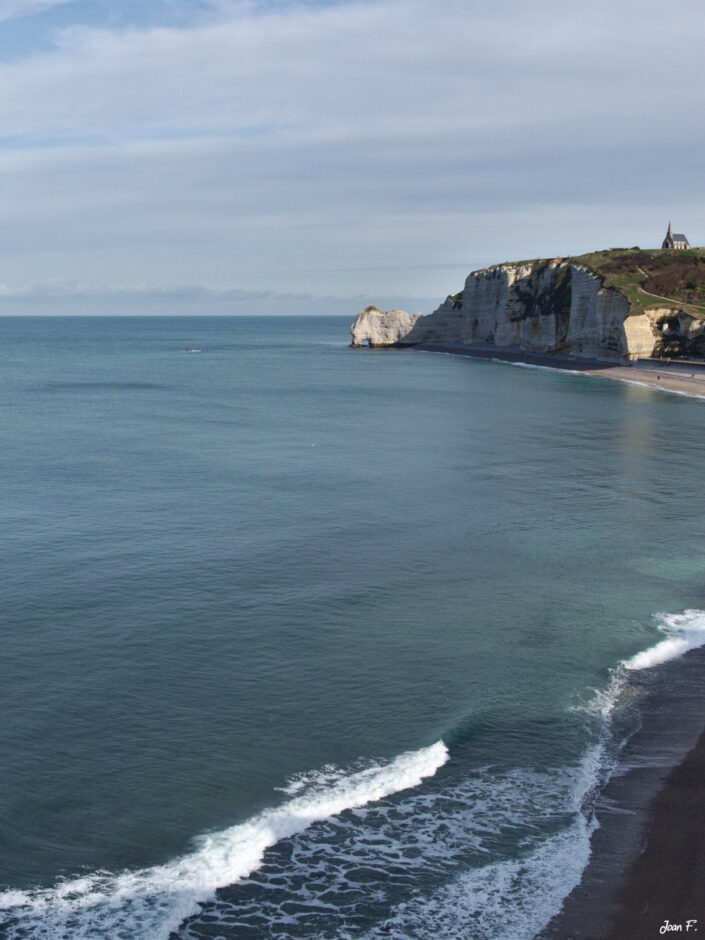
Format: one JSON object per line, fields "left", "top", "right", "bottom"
{"left": 0, "top": 742, "right": 448, "bottom": 940}
{"left": 623, "top": 609, "right": 705, "bottom": 671}
{"left": 180, "top": 750, "right": 607, "bottom": 940}
{"left": 577, "top": 609, "right": 705, "bottom": 722}
{"left": 4, "top": 612, "right": 704, "bottom": 939}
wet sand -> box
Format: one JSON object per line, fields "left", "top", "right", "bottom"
{"left": 584, "top": 363, "right": 705, "bottom": 399}
{"left": 606, "top": 726, "right": 705, "bottom": 939}
{"left": 416, "top": 343, "right": 705, "bottom": 400}
{"left": 538, "top": 647, "right": 705, "bottom": 939}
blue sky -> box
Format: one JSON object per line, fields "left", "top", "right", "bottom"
{"left": 1, "top": 0, "right": 704, "bottom": 314}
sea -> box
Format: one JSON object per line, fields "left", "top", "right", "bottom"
{"left": 2, "top": 315, "right": 705, "bottom": 940}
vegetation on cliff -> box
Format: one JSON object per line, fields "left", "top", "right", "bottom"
{"left": 571, "top": 248, "right": 705, "bottom": 319}
{"left": 488, "top": 249, "right": 705, "bottom": 320}
{"left": 475, "top": 248, "right": 705, "bottom": 359}
{"left": 483, "top": 248, "right": 705, "bottom": 357}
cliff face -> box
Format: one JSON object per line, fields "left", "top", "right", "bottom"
{"left": 350, "top": 259, "right": 705, "bottom": 361}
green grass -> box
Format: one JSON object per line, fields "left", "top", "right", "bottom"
{"left": 569, "top": 248, "right": 705, "bottom": 318}
{"left": 478, "top": 248, "right": 705, "bottom": 319}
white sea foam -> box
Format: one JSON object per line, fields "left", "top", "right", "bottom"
{"left": 576, "top": 610, "right": 705, "bottom": 722}
{"left": 177, "top": 749, "right": 608, "bottom": 940}
{"left": 178, "top": 610, "right": 705, "bottom": 939}
{"left": 346, "top": 744, "right": 606, "bottom": 940}
{"left": 424, "top": 347, "right": 705, "bottom": 399}
{"left": 0, "top": 741, "right": 448, "bottom": 940}
{"left": 623, "top": 609, "right": 705, "bottom": 671}
{"left": 8, "top": 613, "right": 705, "bottom": 940}
{"left": 491, "top": 356, "right": 705, "bottom": 400}
{"left": 421, "top": 349, "right": 584, "bottom": 375}
{"left": 577, "top": 672, "right": 629, "bottom": 719}
{"left": 491, "top": 358, "right": 585, "bottom": 376}
{"left": 614, "top": 378, "right": 705, "bottom": 400}
{"left": 378, "top": 815, "right": 596, "bottom": 940}
{"left": 460, "top": 609, "right": 705, "bottom": 940}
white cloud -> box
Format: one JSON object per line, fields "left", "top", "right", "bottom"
{"left": 0, "top": 0, "right": 704, "bottom": 307}
{"left": 0, "top": 277, "right": 438, "bottom": 317}
{"left": 1, "top": 0, "right": 702, "bottom": 146}
{"left": 0, "top": 0, "right": 71, "bottom": 22}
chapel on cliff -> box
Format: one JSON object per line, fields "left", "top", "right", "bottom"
{"left": 662, "top": 222, "right": 690, "bottom": 250}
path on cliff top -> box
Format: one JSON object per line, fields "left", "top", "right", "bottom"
{"left": 634, "top": 265, "right": 705, "bottom": 318}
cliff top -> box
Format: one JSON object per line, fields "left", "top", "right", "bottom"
{"left": 573, "top": 248, "right": 705, "bottom": 318}
{"left": 488, "top": 248, "right": 705, "bottom": 319}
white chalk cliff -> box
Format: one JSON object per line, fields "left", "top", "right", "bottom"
{"left": 350, "top": 260, "right": 702, "bottom": 361}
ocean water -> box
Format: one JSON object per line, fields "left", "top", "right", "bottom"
{"left": 1, "top": 316, "right": 705, "bottom": 939}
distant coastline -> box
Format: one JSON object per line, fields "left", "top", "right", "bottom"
{"left": 350, "top": 247, "right": 705, "bottom": 366}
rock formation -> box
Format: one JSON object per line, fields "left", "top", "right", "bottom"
{"left": 349, "top": 306, "right": 423, "bottom": 348}
{"left": 350, "top": 259, "right": 705, "bottom": 361}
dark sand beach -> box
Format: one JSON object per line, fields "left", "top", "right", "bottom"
{"left": 606, "top": 728, "right": 705, "bottom": 939}
{"left": 540, "top": 647, "right": 705, "bottom": 939}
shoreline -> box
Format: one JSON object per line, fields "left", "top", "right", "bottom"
{"left": 398, "top": 340, "right": 705, "bottom": 937}
{"left": 537, "top": 646, "right": 705, "bottom": 940}
{"left": 414, "top": 343, "right": 705, "bottom": 400}
{"left": 606, "top": 725, "right": 705, "bottom": 939}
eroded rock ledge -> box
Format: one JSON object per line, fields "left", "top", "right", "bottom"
{"left": 350, "top": 260, "right": 705, "bottom": 361}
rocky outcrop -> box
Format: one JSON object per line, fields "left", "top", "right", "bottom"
{"left": 350, "top": 306, "right": 423, "bottom": 347}
{"left": 350, "top": 260, "right": 705, "bottom": 361}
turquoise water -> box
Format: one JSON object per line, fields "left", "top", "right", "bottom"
{"left": 2, "top": 316, "right": 705, "bottom": 939}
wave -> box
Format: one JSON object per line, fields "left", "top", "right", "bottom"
{"left": 376, "top": 800, "right": 595, "bottom": 940}
{"left": 414, "top": 609, "right": 705, "bottom": 940}
{"left": 623, "top": 609, "right": 705, "bottom": 671}
{"left": 490, "top": 358, "right": 585, "bottom": 376}
{"left": 420, "top": 348, "right": 584, "bottom": 375}
{"left": 178, "top": 751, "right": 607, "bottom": 940}
{"left": 480, "top": 608, "right": 705, "bottom": 940}
{"left": 0, "top": 742, "right": 448, "bottom": 940}
{"left": 576, "top": 609, "right": 705, "bottom": 723}
{"left": 350, "top": 741, "right": 607, "bottom": 940}
{"left": 6, "top": 612, "right": 704, "bottom": 939}
{"left": 613, "top": 378, "right": 705, "bottom": 401}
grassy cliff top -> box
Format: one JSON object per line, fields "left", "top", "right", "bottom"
{"left": 570, "top": 247, "right": 705, "bottom": 317}
{"left": 485, "top": 248, "right": 705, "bottom": 318}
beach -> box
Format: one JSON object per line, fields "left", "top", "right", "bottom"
{"left": 417, "top": 343, "right": 705, "bottom": 400}
{"left": 539, "top": 646, "right": 705, "bottom": 940}
{"left": 584, "top": 364, "right": 705, "bottom": 400}
{"left": 606, "top": 727, "right": 705, "bottom": 939}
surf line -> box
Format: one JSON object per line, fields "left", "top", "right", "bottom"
{"left": 0, "top": 741, "right": 448, "bottom": 940}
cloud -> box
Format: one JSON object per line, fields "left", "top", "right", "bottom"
{"left": 2, "top": 0, "right": 702, "bottom": 147}
{"left": 0, "top": 280, "right": 273, "bottom": 300}
{"left": 0, "top": 278, "right": 438, "bottom": 316}
{"left": 0, "top": 0, "right": 704, "bottom": 304}
{"left": 0, "top": 0, "right": 71, "bottom": 22}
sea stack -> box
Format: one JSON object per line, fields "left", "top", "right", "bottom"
{"left": 349, "top": 306, "right": 424, "bottom": 348}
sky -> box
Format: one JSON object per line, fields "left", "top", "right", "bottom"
{"left": 1, "top": 0, "right": 704, "bottom": 315}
